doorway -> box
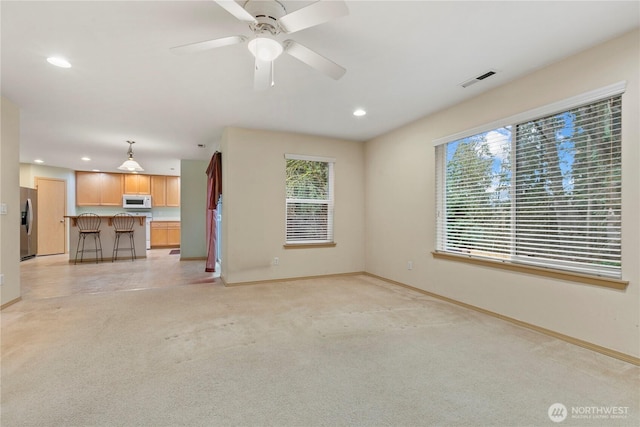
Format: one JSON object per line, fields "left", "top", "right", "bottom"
{"left": 36, "top": 177, "right": 67, "bottom": 255}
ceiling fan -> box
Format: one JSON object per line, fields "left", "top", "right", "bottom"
{"left": 171, "top": 0, "right": 348, "bottom": 90}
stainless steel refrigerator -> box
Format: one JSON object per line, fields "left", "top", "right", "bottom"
{"left": 20, "top": 187, "right": 38, "bottom": 261}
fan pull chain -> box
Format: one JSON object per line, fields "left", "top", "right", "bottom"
{"left": 271, "top": 61, "right": 275, "bottom": 87}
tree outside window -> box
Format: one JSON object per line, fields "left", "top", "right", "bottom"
{"left": 436, "top": 95, "right": 622, "bottom": 278}
{"left": 285, "top": 155, "right": 334, "bottom": 244}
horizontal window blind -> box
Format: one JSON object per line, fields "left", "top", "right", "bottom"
{"left": 285, "top": 156, "right": 334, "bottom": 244}
{"left": 436, "top": 127, "right": 514, "bottom": 260}
{"left": 513, "top": 96, "right": 621, "bottom": 276}
{"left": 435, "top": 93, "right": 622, "bottom": 279}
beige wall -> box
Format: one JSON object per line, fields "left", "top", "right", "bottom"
{"left": 221, "top": 127, "right": 365, "bottom": 284}
{"left": 180, "top": 159, "right": 208, "bottom": 259}
{"left": 1, "top": 97, "right": 21, "bottom": 305}
{"left": 365, "top": 29, "right": 640, "bottom": 358}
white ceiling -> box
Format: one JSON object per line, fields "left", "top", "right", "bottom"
{"left": 2, "top": 1, "right": 638, "bottom": 176}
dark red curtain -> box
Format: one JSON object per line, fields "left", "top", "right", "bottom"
{"left": 205, "top": 151, "right": 221, "bottom": 272}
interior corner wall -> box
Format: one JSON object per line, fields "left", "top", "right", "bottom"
{"left": 221, "top": 127, "right": 365, "bottom": 284}
{"left": 179, "top": 159, "right": 208, "bottom": 259}
{"left": 364, "top": 29, "right": 640, "bottom": 358}
{"left": 1, "top": 97, "right": 21, "bottom": 305}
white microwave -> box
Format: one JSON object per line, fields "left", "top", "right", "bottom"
{"left": 123, "top": 194, "right": 152, "bottom": 209}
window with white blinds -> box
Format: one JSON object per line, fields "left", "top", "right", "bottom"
{"left": 285, "top": 154, "right": 334, "bottom": 244}
{"left": 435, "top": 87, "right": 623, "bottom": 279}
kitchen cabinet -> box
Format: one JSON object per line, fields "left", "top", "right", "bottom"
{"left": 150, "top": 175, "right": 166, "bottom": 206}
{"left": 101, "top": 173, "right": 124, "bottom": 205}
{"left": 151, "top": 176, "right": 180, "bottom": 207}
{"left": 123, "top": 174, "right": 151, "bottom": 195}
{"left": 76, "top": 172, "right": 123, "bottom": 206}
{"left": 76, "top": 172, "right": 101, "bottom": 205}
{"left": 167, "top": 221, "right": 181, "bottom": 246}
{"left": 150, "top": 221, "right": 180, "bottom": 248}
{"left": 166, "top": 176, "right": 180, "bottom": 207}
{"left": 76, "top": 171, "right": 176, "bottom": 207}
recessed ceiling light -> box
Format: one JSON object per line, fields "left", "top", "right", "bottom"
{"left": 46, "top": 57, "right": 72, "bottom": 68}
{"left": 92, "top": 169, "right": 100, "bottom": 172}
{"left": 353, "top": 109, "right": 367, "bottom": 117}
{"left": 81, "top": 157, "right": 91, "bottom": 161}
{"left": 34, "top": 159, "right": 44, "bottom": 164}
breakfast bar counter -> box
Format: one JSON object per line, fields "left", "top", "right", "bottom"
{"left": 66, "top": 215, "right": 148, "bottom": 262}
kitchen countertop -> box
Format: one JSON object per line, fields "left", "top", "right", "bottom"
{"left": 65, "top": 215, "right": 147, "bottom": 227}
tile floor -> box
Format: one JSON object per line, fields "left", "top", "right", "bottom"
{"left": 19, "top": 249, "right": 220, "bottom": 301}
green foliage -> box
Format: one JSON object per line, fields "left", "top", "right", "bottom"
{"left": 445, "top": 136, "right": 510, "bottom": 254}
{"left": 286, "top": 159, "right": 328, "bottom": 199}
{"left": 443, "top": 96, "right": 622, "bottom": 272}
{"left": 513, "top": 97, "right": 622, "bottom": 266}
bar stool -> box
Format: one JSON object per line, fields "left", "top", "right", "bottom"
{"left": 75, "top": 213, "right": 103, "bottom": 264}
{"left": 112, "top": 213, "right": 136, "bottom": 262}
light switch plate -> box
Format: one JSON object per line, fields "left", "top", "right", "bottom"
{"left": 0, "top": 203, "right": 7, "bottom": 215}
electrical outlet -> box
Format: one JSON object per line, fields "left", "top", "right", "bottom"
{"left": 273, "top": 257, "right": 279, "bottom": 266}
{"left": 407, "top": 261, "right": 413, "bottom": 270}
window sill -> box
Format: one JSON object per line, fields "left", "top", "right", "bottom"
{"left": 284, "top": 242, "right": 337, "bottom": 249}
{"left": 431, "top": 251, "right": 628, "bottom": 290}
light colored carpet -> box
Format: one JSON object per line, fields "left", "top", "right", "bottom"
{"left": 2, "top": 253, "right": 638, "bottom": 426}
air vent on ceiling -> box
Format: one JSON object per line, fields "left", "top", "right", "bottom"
{"left": 460, "top": 69, "right": 497, "bottom": 88}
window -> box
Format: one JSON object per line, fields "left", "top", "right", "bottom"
{"left": 285, "top": 154, "right": 335, "bottom": 245}
{"left": 435, "top": 84, "right": 624, "bottom": 279}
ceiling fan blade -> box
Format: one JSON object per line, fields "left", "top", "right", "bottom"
{"left": 283, "top": 40, "right": 346, "bottom": 80}
{"left": 214, "top": 0, "right": 257, "bottom": 23}
{"left": 254, "top": 57, "right": 273, "bottom": 90}
{"left": 279, "top": 0, "right": 348, "bottom": 34}
{"left": 170, "top": 35, "right": 246, "bottom": 55}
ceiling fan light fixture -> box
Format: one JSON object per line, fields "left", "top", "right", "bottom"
{"left": 117, "top": 140, "right": 144, "bottom": 172}
{"left": 46, "top": 56, "right": 71, "bottom": 68}
{"left": 248, "top": 37, "right": 283, "bottom": 61}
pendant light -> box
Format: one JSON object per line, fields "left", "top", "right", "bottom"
{"left": 117, "top": 140, "right": 144, "bottom": 172}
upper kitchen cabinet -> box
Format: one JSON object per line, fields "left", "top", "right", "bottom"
{"left": 123, "top": 174, "right": 151, "bottom": 195}
{"left": 166, "top": 176, "right": 180, "bottom": 207}
{"left": 76, "top": 172, "right": 123, "bottom": 206}
{"left": 150, "top": 175, "right": 166, "bottom": 206}
{"left": 151, "top": 175, "right": 180, "bottom": 207}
